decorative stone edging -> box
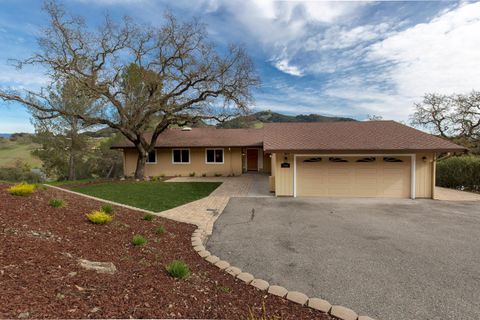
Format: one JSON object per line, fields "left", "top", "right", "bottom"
{"left": 191, "top": 227, "right": 376, "bottom": 320}
{"left": 45, "top": 184, "right": 375, "bottom": 320}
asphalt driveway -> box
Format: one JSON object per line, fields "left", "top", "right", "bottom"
{"left": 206, "top": 197, "right": 480, "bottom": 320}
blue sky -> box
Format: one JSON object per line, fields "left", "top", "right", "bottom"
{"left": 1, "top": 0, "right": 479, "bottom": 133}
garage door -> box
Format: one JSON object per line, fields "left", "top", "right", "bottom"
{"left": 296, "top": 156, "right": 411, "bottom": 198}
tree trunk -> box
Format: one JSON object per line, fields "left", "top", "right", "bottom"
{"left": 68, "top": 151, "right": 76, "bottom": 180}
{"left": 134, "top": 145, "right": 147, "bottom": 180}
{"left": 68, "top": 118, "right": 77, "bottom": 180}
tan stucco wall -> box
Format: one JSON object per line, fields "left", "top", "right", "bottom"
{"left": 273, "top": 152, "right": 294, "bottom": 196}
{"left": 415, "top": 153, "right": 435, "bottom": 198}
{"left": 123, "top": 147, "right": 243, "bottom": 177}
{"left": 272, "top": 152, "right": 436, "bottom": 199}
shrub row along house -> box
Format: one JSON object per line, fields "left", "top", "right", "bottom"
{"left": 112, "top": 121, "right": 465, "bottom": 199}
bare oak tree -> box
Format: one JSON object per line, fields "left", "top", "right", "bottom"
{"left": 0, "top": 1, "right": 259, "bottom": 179}
{"left": 411, "top": 91, "right": 480, "bottom": 152}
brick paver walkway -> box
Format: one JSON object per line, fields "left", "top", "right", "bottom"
{"left": 160, "top": 175, "right": 255, "bottom": 234}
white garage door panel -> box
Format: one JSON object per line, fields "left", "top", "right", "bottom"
{"left": 296, "top": 156, "right": 411, "bottom": 198}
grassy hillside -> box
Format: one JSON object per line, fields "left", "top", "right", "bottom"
{"left": 217, "top": 110, "right": 356, "bottom": 128}
{"left": 0, "top": 139, "right": 42, "bottom": 168}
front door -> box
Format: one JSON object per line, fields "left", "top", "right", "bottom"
{"left": 247, "top": 149, "right": 258, "bottom": 171}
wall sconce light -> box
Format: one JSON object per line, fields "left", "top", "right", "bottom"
{"left": 422, "top": 156, "right": 427, "bottom": 162}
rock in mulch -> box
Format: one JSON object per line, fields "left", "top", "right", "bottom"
{"left": 78, "top": 259, "right": 116, "bottom": 274}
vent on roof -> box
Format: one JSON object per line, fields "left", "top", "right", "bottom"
{"left": 181, "top": 127, "right": 192, "bottom": 131}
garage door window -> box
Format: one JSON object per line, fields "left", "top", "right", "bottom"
{"left": 383, "top": 157, "right": 403, "bottom": 162}
{"left": 356, "top": 157, "right": 376, "bottom": 163}
{"left": 329, "top": 157, "right": 348, "bottom": 162}
{"left": 303, "top": 157, "right": 322, "bottom": 163}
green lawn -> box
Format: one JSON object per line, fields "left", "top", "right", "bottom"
{"left": 71, "top": 181, "right": 222, "bottom": 212}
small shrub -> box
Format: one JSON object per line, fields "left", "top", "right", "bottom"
{"left": 143, "top": 213, "right": 155, "bottom": 221}
{"left": 86, "top": 210, "right": 113, "bottom": 224}
{"left": 248, "top": 303, "right": 280, "bottom": 320}
{"left": 49, "top": 198, "right": 65, "bottom": 208}
{"left": 214, "top": 173, "right": 222, "bottom": 177}
{"left": 7, "top": 183, "right": 37, "bottom": 196}
{"left": 100, "top": 204, "right": 113, "bottom": 214}
{"left": 202, "top": 173, "right": 207, "bottom": 177}
{"left": 155, "top": 225, "right": 166, "bottom": 235}
{"left": 160, "top": 173, "right": 166, "bottom": 178}
{"left": 132, "top": 234, "right": 147, "bottom": 246}
{"left": 189, "top": 172, "right": 196, "bottom": 177}
{"left": 218, "top": 286, "right": 231, "bottom": 293}
{"left": 166, "top": 260, "right": 190, "bottom": 279}
{"left": 0, "top": 162, "right": 43, "bottom": 183}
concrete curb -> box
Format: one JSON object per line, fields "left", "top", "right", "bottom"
{"left": 193, "top": 226, "right": 375, "bottom": 320}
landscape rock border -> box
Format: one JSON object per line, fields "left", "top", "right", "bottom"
{"left": 192, "top": 227, "right": 375, "bottom": 320}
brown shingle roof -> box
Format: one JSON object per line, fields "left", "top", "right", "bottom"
{"left": 263, "top": 121, "right": 466, "bottom": 153}
{"left": 112, "top": 127, "right": 264, "bottom": 148}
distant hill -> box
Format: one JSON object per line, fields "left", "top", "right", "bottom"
{"left": 217, "top": 111, "right": 356, "bottom": 129}
{"left": 0, "top": 133, "right": 12, "bottom": 139}
{"left": 82, "top": 127, "right": 118, "bottom": 138}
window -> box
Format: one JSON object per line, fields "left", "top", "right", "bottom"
{"left": 146, "top": 150, "right": 156, "bottom": 164}
{"left": 329, "top": 157, "right": 348, "bottom": 163}
{"left": 356, "top": 157, "right": 376, "bottom": 163}
{"left": 383, "top": 157, "right": 403, "bottom": 163}
{"left": 206, "top": 149, "right": 224, "bottom": 164}
{"left": 303, "top": 157, "right": 322, "bottom": 163}
{"left": 172, "top": 149, "right": 190, "bottom": 164}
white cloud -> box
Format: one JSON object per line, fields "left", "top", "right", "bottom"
{"left": 74, "top": 0, "right": 148, "bottom": 4}
{"left": 367, "top": 2, "right": 480, "bottom": 97}
{"left": 0, "top": 66, "right": 48, "bottom": 88}
{"left": 322, "top": 2, "right": 480, "bottom": 121}
{"left": 200, "top": 0, "right": 369, "bottom": 75}
{"left": 272, "top": 58, "right": 303, "bottom": 76}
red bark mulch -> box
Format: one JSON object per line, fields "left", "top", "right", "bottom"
{"left": 0, "top": 184, "right": 332, "bottom": 319}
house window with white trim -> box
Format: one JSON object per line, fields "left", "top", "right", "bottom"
{"left": 172, "top": 149, "right": 190, "bottom": 164}
{"left": 146, "top": 150, "right": 156, "bottom": 164}
{"left": 206, "top": 148, "right": 224, "bottom": 164}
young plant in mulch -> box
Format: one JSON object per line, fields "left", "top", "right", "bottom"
{"left": 155, "top": 225, "right": 166, "bottom": 235}
{"left": 248, "top": 303, "right": 280, "bottom": 320}
{"left": 143, "top": 213, "right": 155, "bottom": 221}
{"left": 100, "top": 204, "right": 114, "bottom": 214}
{"left": 166, "top": 260, "right": 190, "bottom": 279}
{"left": 49, "top": 198, "right": 65, "bottom": 208}
{"left": 86, "top": 210, "right": 113, "bottom": 224}
{"left": 7, "top": 183, "right": 37, "bottom": 196}
{"left": 132, "top": 235, "right": 147, "bottom": 246}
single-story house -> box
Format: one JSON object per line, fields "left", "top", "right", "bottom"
{"left": 112, "top": 121, "right": 466, "bottom": 199}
